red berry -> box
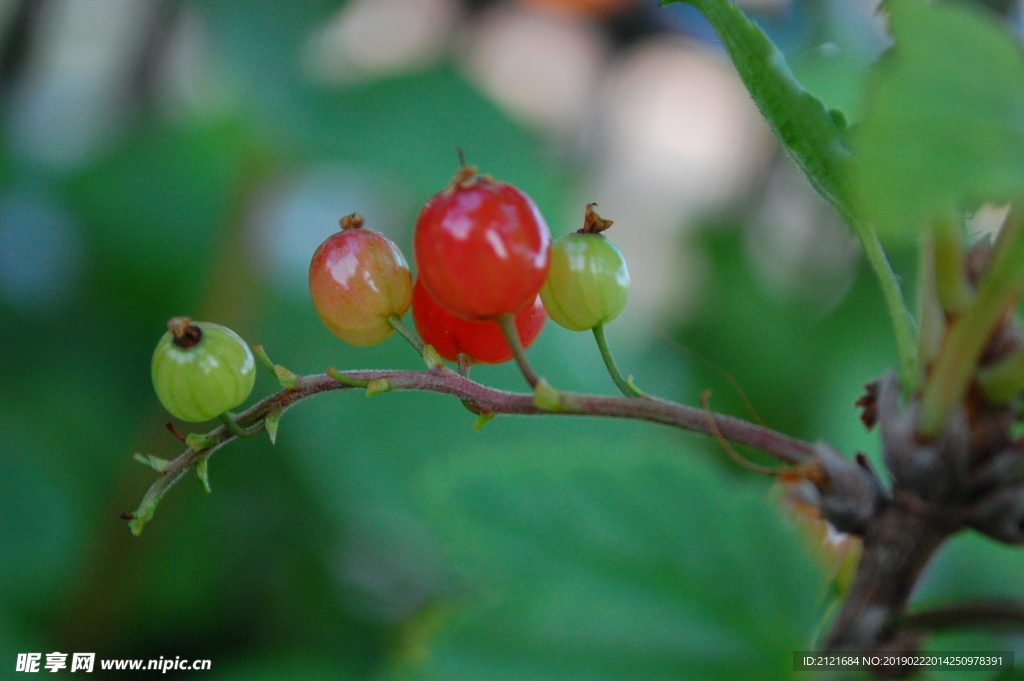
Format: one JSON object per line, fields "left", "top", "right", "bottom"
{"left": 412, "top": 279, "right": 546, "bottom": 364}
{"left": 309, "top": 214, "right": 413, "bottom": 346}
{"left": 414, "top": 167, "right": 551, "bottom": 321}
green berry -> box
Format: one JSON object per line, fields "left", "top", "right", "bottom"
{"left": 540, "top": 205, "right": 630, "bottom": 332}
{"left": 152, "top": 317, "right": 256, "bottom": 422}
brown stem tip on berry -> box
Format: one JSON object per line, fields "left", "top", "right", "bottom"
{"left": 443, "top": 165, "right": 479, "bottom": 197}
{"left": 339, "top": 213, "right": 365, "bottom": 231}
{"left": 167, "top": 316, "right": 202, "bottom": 349}
{"left": 579, "top": 203, "right": 614, "bottom": 234}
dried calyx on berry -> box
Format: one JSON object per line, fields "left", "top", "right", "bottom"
{"left": 578, "top": 203, "right": 614, "bottom": 235}
{"left": 167, "top": 316, "right": 202, "bottom": 348}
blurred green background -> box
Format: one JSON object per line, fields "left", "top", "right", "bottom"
{"left": 1, "top": 0, "right": 1023, "bottom": 678}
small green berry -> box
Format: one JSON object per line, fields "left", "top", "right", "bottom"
{"left": 152, "top": 317, "right": 256, "bottom": 422}
{"left": 540, "top": 205, "right": 630, "bottom": 332}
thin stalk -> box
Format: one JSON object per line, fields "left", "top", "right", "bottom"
{"left": 496, "top": 312, "right": 539, "bottom": 387}
{"left": 858, "top": 224, "right": 921, "bottom": 396}
{"left": 388, "top": 315, "right": 424, "bottom": 355}
{"left": 164, "top": 422, "right": 187, "bottom": 443}
{"left": 917, "top": 235, "right": 945, "bottom": 369}
{"left": 918, "top": 209, "right": 1024, "bottom": 436}
{"left": 217, "top": 412, "right": 261, "bottom": 438}
{"left": 978, "top": 348, "right": 1024, "bottom": 404}
{"left": 252, "top": 344, "right": 277, "bottom": 375}
{"left": 592, "top": 323, "right": 642, "bottom": 397}
{"left": 932, "top": 215, "right": 971, "bottom": 314}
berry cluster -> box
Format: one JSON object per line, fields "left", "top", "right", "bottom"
{"left": 151, "top": 163, "right": 634, "bottom": 427}
{"left": 309, "top": 165, "right": 631, "bottom": 377}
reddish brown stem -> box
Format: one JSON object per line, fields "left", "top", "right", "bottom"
{"left": 125, "top": 367, "right": 817, "bottom": 534}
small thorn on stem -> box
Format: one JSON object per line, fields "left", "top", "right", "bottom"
{"left": 165, "top": 422, "right": 187, "bottom": 443}
{"left": 339, "top": 213, "right": 365, "bottom": 231}
{"left": 473, "top": 411, "right": 496, "bottom": 430}
{"left": 119, "top": 512, "right": 136, "bottom": 521}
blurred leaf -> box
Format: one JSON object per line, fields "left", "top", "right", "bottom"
{"left": 916, "top": 531, "right": 1024, "bottom": 603}
{"left": 203, "top": 0, "right": 561, "bottom": 209}
{"left": 0, "top": 432, "right": 78, "bottom": 601}
{"left": 676, "top": 226, "right": 899, "bottom": 445}
{"left": 207, "top": 654, "right": 356, "bottom": 680}
{"left": 63, "top": 118, "right": 258, "bottom": 324}
{"left": 410, "top": 440, "right": 826, "bottom": 680}
{"left": 911, "top": 531, "right": 1024, "bottom": 680}
{"left": 855, "top": 0, "right": 1024, "bottom": 234}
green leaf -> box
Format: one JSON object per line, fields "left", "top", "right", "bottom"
{"left": 856, "top": 0, "right": 1024, "bottom": 234}
{"left": 667, "top": 0, "right": 852, "bottom": 219}
{"left": 411, "top": 441, "right": 826, "bottom": 680}
{"left": 62, "top": 119, "right": 257, "bottom": 325}
{"left": 916, "top": 530, "right": 1024, "bottom": 605}
{"left": 663, "top": 0, "right": 921, "bottom": 388}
